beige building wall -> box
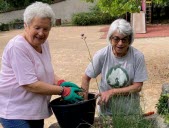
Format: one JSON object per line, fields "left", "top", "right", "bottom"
{"left": 0, "top": 0, "right": 95, "bottom": 24}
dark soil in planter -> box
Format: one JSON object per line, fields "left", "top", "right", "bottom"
{"left": 50, "top": 93, "right": 97, "bottom": 128}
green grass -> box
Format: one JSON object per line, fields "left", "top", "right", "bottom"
{"left": 92, "top": 115, "right": 155, "bottom": 128}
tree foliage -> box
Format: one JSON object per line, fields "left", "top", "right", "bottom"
{"left": 152, "top": 0, "right": 169, "bottom": 7}
{"left": 0, "top": 0, "right": 10, "bottom": 12}
{"left": 0, "top": 0, "right": 52, "bottom": 11}
{"left": 83, "top": 0, "right": 141, "bottom": 17}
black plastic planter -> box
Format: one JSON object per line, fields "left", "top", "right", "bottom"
{"left": 50, "top": 93, "right": 97, "bottom": 128}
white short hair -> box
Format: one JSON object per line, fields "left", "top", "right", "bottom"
{"left": 23, "top": 2, "right": 55, "bottom": 26}
{"left": 106, "top": 19, "right": 134, "bottom": 45}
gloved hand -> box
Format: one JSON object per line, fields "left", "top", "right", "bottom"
{"left": 62, "top": 86, "right": 84, "bottom": 103}
{"left": 57, "top": 80, "right": 80, "bottom": 88}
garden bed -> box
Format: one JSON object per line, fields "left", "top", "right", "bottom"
{"left": 49, "top": 114, "right": 169, "bottom": 128}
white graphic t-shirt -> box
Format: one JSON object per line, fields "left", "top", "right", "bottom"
{"left": 85, "top": 44, "right": 148, "bottom": 116}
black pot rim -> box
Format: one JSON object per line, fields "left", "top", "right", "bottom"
{"left": 50, "top": 93, "right": 97, "bottom": 107}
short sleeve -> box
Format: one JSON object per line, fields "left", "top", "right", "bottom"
{"left": 85, "top": 50, "right": 104, "bottom": 78}
{"left": 9, "top": 46, "right": 37, "bottom": 86}
{"left": 134, "top": 54, "right": 148, "bottom": 82}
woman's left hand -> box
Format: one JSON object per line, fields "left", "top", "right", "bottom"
{"left": 98, "top": 90, "right": 114, "bottom": 105}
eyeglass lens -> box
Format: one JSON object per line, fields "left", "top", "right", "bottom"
{"left": 111, "top": 36, "right": 128, "bottom": 43}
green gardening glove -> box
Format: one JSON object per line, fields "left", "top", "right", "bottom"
{"left": 60, "top": 81, "right": 80, "bottom": 88}
{"left": 62, "top": 86, "right": 84, "bottom": 103}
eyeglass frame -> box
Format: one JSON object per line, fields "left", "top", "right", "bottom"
{"left": 110, "top": 36, "right": 130, "bottom": 44}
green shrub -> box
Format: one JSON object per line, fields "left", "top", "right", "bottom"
{"left": 71, "top": 12, "right": 114, "bottom": 26}
{"left": 156, "top": 94, "right": 169, "bottom": 115}
{"left": 156, "top": 94, "right": 169, "bottom": 125}
{"left": 0, "top": 23, "right": 10, "bottom": 31}
{"left": 0, "top": 0, "right": 10, "bottom": 12}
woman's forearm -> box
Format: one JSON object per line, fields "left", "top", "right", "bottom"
{"left": 81, "top": 74, "right": 91, "bottom": 99}
{"left": 23, "top": 81, "right": 62, "bottom": 95}
{"left": 110, "top": 82, "right": 143, "bottom": 96}
{"left": 81, "top": 74, "right": 91, "bottom": 91}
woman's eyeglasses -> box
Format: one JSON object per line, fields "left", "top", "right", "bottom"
{"left": 111, "top": 36, "right": 129, "bottom": 44}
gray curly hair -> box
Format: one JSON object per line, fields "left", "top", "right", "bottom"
{"left": 106, "top": 19, "right": 134, "bottom": 45}
{"left": 23, "top": 2, "right": 55, "bottom": 26}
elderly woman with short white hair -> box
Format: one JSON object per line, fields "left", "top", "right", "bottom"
{"left": 81, "top": 19, "right": 148, "bottom": 116}
{"left": 0, "top": 2, "right": 83, "bottom": 128}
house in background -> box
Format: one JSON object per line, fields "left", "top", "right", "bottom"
{"left": 0, "top": 0, "right": 95, "bottom": 24}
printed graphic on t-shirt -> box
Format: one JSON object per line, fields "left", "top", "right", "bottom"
{"left": 106, "top": 65, "right": 129, "bottom": 88}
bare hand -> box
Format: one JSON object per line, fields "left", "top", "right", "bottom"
{"left": 98, "top": 90, "right": 112, "bottom": 105}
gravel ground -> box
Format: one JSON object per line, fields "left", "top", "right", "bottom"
{"left": 0, "top": 25, "right": 169, "bottom": 127}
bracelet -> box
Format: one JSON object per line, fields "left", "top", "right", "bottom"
{"left": 59, "top": 86, "right": 64, "bottom": 95}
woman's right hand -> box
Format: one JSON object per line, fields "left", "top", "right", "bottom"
{"left": 62, "top": 86, "right": 84, "bottom": 103}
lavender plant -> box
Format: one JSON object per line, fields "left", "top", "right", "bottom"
{"left": 81, "top": 33, "right": 100, "bottom": 92}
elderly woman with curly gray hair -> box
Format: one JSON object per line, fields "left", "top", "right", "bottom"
{"left": 81, "top": 19, "right": 148, "bottom": 116}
